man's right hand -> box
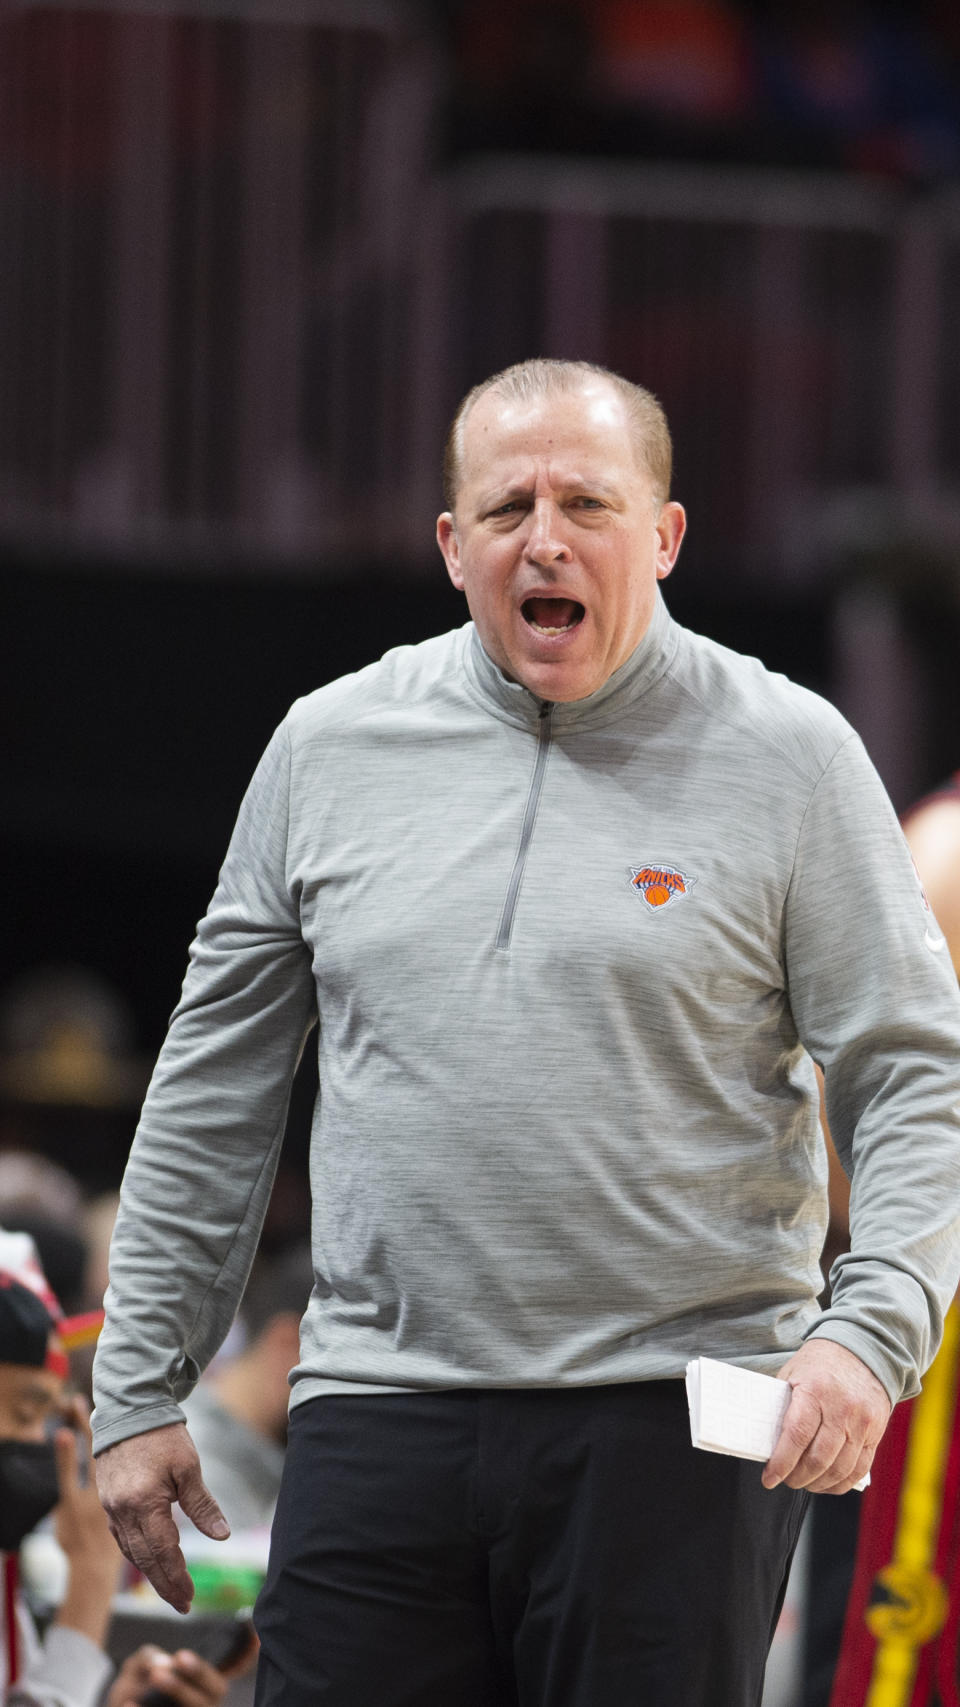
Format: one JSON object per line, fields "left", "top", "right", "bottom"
{"left": 94, "top": 1422, "right": 230, "bottom": 1613}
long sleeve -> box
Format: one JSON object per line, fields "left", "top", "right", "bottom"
{"left": 92, "top": 720, "right": 316, "bottom": 1452}
{"left": 4, "top": 1595, "right": 112, "bottom": 1707}
{"left": 90, "top": 618, "right": 960, "bottom": 1421}
{"left": 784, "top": 733, "right": 960, "bottom": 1403}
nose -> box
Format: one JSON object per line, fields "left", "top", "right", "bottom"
{"left": 523, "top": 499, "right": 571, "bottom": 567}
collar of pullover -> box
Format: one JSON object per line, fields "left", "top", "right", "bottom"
{"left": 462, "top": 591, "right": 680, "bottom": 732}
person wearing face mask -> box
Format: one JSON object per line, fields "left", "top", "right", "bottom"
{"left": 0, "top": 1267, "right": 239, "bottom": 1707}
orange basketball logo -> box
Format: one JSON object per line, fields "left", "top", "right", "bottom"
{"left": 629, "top": 864, "right": 696, "bottom": 911}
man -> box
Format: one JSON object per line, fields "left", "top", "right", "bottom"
{"left": 92, "top": 360, "right": 960, "bottom": 1706}
{"left": 0, "top": 1265, "right": 232, "bottom": 1707}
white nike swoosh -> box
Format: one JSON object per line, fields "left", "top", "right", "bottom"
{"left": 925, "top": 930, "right": 948, "bottom": 952}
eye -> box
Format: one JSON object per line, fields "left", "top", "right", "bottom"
{"left": 488, "top": 500, "right": 524, "bottom": 518}
{"left": 573, "top": 496, "right": 604, "bottom": 510}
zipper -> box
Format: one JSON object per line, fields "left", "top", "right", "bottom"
{"left": 495, "top": 701, "right": 553, "bottom": 951}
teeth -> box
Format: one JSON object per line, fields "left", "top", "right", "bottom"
{"left": 531, "top": 621, "right": 576, "bottom": 635}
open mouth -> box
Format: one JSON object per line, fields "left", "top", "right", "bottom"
{"left": 521, "top": 597, "right": 585, "bottom": 636}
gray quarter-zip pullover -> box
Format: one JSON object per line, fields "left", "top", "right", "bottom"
{"left": 92, "top": 596, "right": 960, "bottom": 1453}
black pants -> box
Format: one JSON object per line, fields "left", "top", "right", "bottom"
{"left": 254, "top": 1384, "right": 808, "bottom": 1707}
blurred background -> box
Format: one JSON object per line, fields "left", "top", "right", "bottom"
{"left": 5, "top": 6, "right": 960, "bottom": 1699}
{"left": 4, "top": 0, "right": 960, "bottom": 1242}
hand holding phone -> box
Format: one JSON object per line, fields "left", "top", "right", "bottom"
{"left": 135, "top": 1615, "right": 259, "bottom": 1707}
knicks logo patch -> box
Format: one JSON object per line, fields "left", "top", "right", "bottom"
{"left": 629, "top": 863, "right": 697, "bottom": 911}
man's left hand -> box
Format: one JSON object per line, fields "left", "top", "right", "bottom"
{"left": 763, "top": 1339, "right": 892, "bottom": 1495}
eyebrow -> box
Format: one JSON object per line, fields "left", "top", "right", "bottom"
{"left": 476, "top": 483, "right": 530, "bottom": 511}
{"left": 478, "top": 477, "right": 624, "bottom": 510}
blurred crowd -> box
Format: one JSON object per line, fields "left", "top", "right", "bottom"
{"left": 0, "top": 962, "right": 311, "bottom": 1257}
{"left": 0, "top": 1203, "right": 309, "bottom": 1707}
{"left": 8, "top": 1, "right": 960, "bottom": 192}
{"left": 441, "top": 0, "right": 960, "bottom": 182}
{"left": 0, "top": 960, "right": 313, "bottom": 1705}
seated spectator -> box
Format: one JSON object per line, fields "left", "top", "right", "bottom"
{"left": 179, "top": 1245, "right": 315, "bottom": 1537}
{"left": 0, "top": 1241, "right": 238, "bottom": 1707}
{"left": 0, "top": 1154, "right": 88, "bottom": 1320}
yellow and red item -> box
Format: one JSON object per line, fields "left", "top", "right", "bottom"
{"left": 830, "top": 1305, "right": 960, "bottom": 1707}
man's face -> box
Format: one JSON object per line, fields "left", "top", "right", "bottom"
{"left": 436, "top": 378, "right": 686, "bottom": 703}
{"left": 0, "top": 1361, "right": 65, "bottom": 1442}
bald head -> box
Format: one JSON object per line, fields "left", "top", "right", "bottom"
{"left": 443, "top": 359, "right": 673, "bottom": 514}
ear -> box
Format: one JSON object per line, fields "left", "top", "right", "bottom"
{"left": 655, "top": 502, "right": 686, "bottom": 582}
{"left": 436, "top": 512, "right": 465, "bottom": 591}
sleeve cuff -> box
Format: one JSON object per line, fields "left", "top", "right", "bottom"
{"left": 91, "top": 1402, "right": 186, "bottom": 1456}
{"left": 13, "top": 1623, "right": 114, "bottom": 1707}
{"left": 802, "top": 1320, "right": 910, "bottom": 1407}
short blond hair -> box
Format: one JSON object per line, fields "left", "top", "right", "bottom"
{"left": 442, "top": 358, "right": 673, "bottom": 512}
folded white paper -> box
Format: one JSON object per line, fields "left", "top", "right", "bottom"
{"left": 685, "top": 1356, "right": 869, "bottom": 1489}
{"left": 686, "top": 1356, "right": 790, "bottom": 1460}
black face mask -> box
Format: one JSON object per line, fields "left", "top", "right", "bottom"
{"left": 0, "top": 1439, "right": 60, "bottom": 1552}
